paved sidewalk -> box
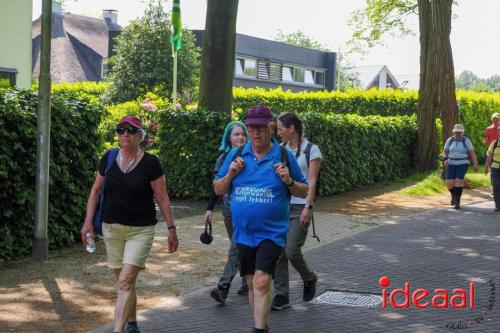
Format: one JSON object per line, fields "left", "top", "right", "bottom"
{"left": 91, "top": 201, "right": 499, "bottom": 333}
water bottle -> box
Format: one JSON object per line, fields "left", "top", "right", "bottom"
{"left": 86, "top": 232, "right": 96, "bottom": 253}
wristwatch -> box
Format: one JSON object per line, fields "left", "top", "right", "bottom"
{"left": 304, "top": 204, "right": 313, "bottom": 209}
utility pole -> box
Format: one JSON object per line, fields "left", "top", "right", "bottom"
{"left": 33, "top": 0, "right": 52, "bottom": 260}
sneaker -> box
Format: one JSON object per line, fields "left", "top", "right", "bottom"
{"left": 271, "top": 295, "right": 290, "bottom": 311}
{"left": 237, "top": 284, "right": 249, "bottom": 296}
{"left": 210, "top": 286, "right": 228, "bottom": 304}
{"left": 494, "top": 208, "right": 500, "bottom": 212}
{"left": 303, "top": 273, "right": 318, "bottom": 302}
{"left": 250, "top": 328, "right": 269, "bottom": 333}
{"left": 125, "top": 324, "right": 140, "bottom": 333}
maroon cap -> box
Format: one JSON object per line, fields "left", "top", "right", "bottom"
{"left": 244, "top": 106, "right": 273, "bottom": 126}
{"left": 118, "top": 115, "right": 143, "bottom": 129}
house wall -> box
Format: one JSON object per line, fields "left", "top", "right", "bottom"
{"left": 0, "top": 0, "right": 33, "bottom": 88}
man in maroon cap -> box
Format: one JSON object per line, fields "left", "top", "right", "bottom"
{"left": 214, "top": 106, "right": 308, "bottom": 333}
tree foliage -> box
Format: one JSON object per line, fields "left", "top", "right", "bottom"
{"left": 348, "top": 0, "right": 418, "bottom": 52}
{"left": 106, "top": 1, "right": 200, "bottom": 103}
{"left": 349, "top": 0, "right": 458, "bottom": 172}
{"left": 275, "top": 30, "right": 330, "bottom": 51}
{"left": 456, "top": 70, "right": 500, "bottom": 92}
{"left": 274, "top": 30, "right": 359, "bottom": 90}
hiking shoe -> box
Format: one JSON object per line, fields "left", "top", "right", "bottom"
{"left": 271, "top": 295, "right": 290, "bottom": 311}
{"left": 494, "top": 208, "right": 500, "bottom": 212}
{"left": 237, "top": 284, "right": 249, "bottom": 296}
{"left": 125, "top": 324, "right": 140, "bottom": 333}
{"left": 303, "top": 273, "right": 318, "bottom": 302}
{"left": 454, "top": 202, "right": 460, "bottom": 209}
{"left": 210, "top": 286, "right": 228, "bottom": 304}
{"left": 250, "top": 328, "right": 269, "bottom": 333}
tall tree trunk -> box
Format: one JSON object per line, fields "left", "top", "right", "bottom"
{"left": 414, "top": 0, "right": 438, "bottom": 172}
{"left": 198, "top": 0, "right": 239, "bottom": 114}
{"left": 432, "top": 0, "right": 458, "bottom": 144}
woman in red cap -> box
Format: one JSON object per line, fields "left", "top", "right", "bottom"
{"left": 81, "top": 115, "right": 178, "bottom": 333}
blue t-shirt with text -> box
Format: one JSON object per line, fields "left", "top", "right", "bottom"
{"left": 215, "top": 141, "right": 307, "bottom": 247}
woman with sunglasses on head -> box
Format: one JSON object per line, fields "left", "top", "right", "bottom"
{"left": 272, "top": 112, "right": 322, "bottom": 311}
{"left": 206, "top": 121, "right": 250, "bottom": 304}
{"left": 80, "top": 115, "right": 178, "bottom": 333}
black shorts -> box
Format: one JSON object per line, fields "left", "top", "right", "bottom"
{"left": 238, "top": 239, "right": 283, "bottom": 277}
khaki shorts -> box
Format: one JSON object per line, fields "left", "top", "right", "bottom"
{"left": 102, "top": 222, "right": 155, "bottom": 269}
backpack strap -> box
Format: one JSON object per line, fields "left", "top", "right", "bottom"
{"left": 493, "top": 139, "right": 500, "bottom": 164}
{"left": 279, "top": 145, "right": 290, "bottom": 169}
{"left": 232, "top": 145, "right": 245, "bottom": 161}
{"left": 106, "top": 148, "right": 119, "bottom": 173}
{"left": 304, "top": 142, "right": 313, "bottom": 169}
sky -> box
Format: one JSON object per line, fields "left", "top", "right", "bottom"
{"left": 32, "top": 0, "right": 500, "bottom": 79}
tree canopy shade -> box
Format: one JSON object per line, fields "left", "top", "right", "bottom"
{"left": 106, "top": 2, "right": 200, "bottom": 103}
{"left": 349, "top": 0, "right": 458, "bottom": 172}
{"left": 198, "top": 0, "right": 239, "bottom": 114}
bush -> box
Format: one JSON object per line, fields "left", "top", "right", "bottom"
{"left": 0, "top": 89, "right": 105, "bottom": 263}
{"left": 157, "top": 108, "right": 416, "bottom": 198}
{"left": 233, "top": 88, "right": 500, "bottom": 160}
{"left": 101, "top": 93, "right": 167, "bottom": 153}
{"left": 157, "top": 109, "right": 231, "bottom": 198}
{"left": 232, "top": 87, "right": 418, "bottom": 117}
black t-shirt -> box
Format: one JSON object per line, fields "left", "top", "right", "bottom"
{"left": 99, "top": 150, "right": 164, "bottom": 226}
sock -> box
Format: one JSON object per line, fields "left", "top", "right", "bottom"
{"left": 456, "top": 187, "right": 463, "bottom": 198}
{"left": 127, "top": 321, "right": 138, "bottom": 327}
{"left": 449, "top": 187, "right": 456, "bottom": 197}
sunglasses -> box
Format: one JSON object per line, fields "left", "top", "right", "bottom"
{"left": 116, "top": 125, "right": 139, "bottom": 135}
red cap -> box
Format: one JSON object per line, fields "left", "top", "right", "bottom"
{"left": 244, "top": 106, "right": 273, "bottom": 126}
{"left": 118, "top": 115, "right": 143, "bottom": 129}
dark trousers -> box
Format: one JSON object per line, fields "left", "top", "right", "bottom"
{"left": 492, "top": 168, "right": 500, "bottom": 209}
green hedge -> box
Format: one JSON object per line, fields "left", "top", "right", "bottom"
{"left": 0, "top": 89, "right": 105, "bottom": 263}
{"left": 233, "top": 88, "right": 500, "bottom": 159}
{"left": 233, "top": 87, "right": 418, "bottom": 117}
{"left": 157, "top": 109, "right": 230, "bottom": 198}
{"left": 157, "top": 108, "right": 416, "bottom": 198}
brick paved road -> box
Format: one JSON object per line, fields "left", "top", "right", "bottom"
{"left": 91, "top": 201, "right": 499, "bottom": 333}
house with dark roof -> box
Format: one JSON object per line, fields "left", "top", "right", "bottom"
{"left": 193, "top": 30, "right": 337, "bottom": 92}
{"left": 32, "top": 1, "right": 121, "bottom": 83}
{"left": 345, "top": 65, "right": 400, "bottom": 90}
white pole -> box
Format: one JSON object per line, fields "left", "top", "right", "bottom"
{"left": 173, "top": 51, "right": 178, "bottom": 108}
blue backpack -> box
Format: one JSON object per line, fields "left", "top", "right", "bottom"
{"left": 93, "top": 148, "right": 119, "bottom": 235}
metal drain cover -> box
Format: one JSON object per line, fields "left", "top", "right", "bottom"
{"left": 311, "top": 291, "right": 382, "bottom": 308}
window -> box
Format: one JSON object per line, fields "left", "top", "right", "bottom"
{"left": 0, "top": 68, "right": 17, "bottom": 88}
{"left": 235, "top": 57, "right": 256, "bottom": 77}
{"left": 293, "top": 67, "right": 304, "bottom": 83}
{"left": 282, "top": 66, "right": 293, "bottom": 82}
{"left": 315, "top": 71, "right": 325, "bottom": 86}
{"left": 304, "top": 70, "right": 314, "bottom": 84}
{"left": 244, "top": 59, "right": 256, "bottom": 77}
{"left": 101, "top": 58, "right": 109, "bottom": 79}
{"left": 257, "top": 60, "right": 269, "bottom": 80}
{"left": 235, "top": 58, "right": 244, "bottom": 76}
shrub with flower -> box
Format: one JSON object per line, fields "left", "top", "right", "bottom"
{"left": 101, "top": 92, "right": 166, "bottom": 154}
